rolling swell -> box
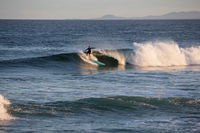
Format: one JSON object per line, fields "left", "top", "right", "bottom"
{"left": 9, "top": 96, "right": 200, "bottom": 117}
{"left": 0, "top": 50, "right": 126, "bottom": 68}
{"left": 0, "top": 52, "right": 80, "bottom": 66}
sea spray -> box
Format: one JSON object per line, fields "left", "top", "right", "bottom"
{"left": 182, "top": 46, "right": 200, "bottom": 65}
{"left": 0, "top": 95, "right": 14, "bottom": 120}
{"left": 132, "top": 41, "right": 200, "bottom": 67}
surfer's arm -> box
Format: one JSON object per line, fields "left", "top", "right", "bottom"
{"left": 84, "top": 48, "right": 88, "bottom": 53}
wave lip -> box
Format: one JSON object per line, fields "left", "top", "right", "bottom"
{"left": 0, "top": 95, "right": 15, "bottom": 121}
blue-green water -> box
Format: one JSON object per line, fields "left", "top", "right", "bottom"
{"left": 0, "top": 20, "right": 200, "bottom": 133}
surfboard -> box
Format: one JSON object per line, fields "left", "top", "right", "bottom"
{"left": 88, "top": 59, "right": 105, "bottom": 66}
{"left": 79, "top": 52, "right": 105, "bottom": 66}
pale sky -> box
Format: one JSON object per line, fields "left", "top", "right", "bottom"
{"left": 0, "top": 0, "right": 200, "bottom": 19}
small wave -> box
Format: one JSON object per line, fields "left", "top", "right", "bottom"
{"left": 0, "top": 95, "right": 15, "bottom": 121}
{"left": 0, "top": 52, "right": 79, "bottom": 64}
{"left": 0, "top": 52, "right": 82, "bottom": 69}
{"left": 10, "top": 96, "right": 200, "bottom": 117}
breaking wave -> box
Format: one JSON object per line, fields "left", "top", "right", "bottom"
{"left": 0, "top": 41, "right": 200, "bottom": 68}
{"left": 0, "top": 95, "right": 14, "bottom": 121}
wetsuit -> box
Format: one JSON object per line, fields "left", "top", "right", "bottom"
{"left": 85, "top": 47, "right": 92, "bottom": 55}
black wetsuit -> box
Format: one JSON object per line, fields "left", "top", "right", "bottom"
{"left": 85, "top": 47, "right": 92, "bottom": 55}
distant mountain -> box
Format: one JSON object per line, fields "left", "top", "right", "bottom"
{"left": 98, "top": 11, "right": 200, "bottom": 20}
{"left": 138, "top": 11, "right": 200, "bottom": 19}
{"left": 98, "top": 14, "right": 125, "bottom": 20}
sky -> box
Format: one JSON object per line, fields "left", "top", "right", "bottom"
{"left": 0, "top": 0, "right": 200, "bottom": 19}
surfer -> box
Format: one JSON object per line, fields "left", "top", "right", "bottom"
{"left": 84, "top": 45, "right": 94, "bottom": 57}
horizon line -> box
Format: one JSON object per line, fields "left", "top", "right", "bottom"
{"left": 0, "top": 10, "right": 200, "bottom": 20}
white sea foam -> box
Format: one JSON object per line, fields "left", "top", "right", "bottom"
{"left": 131, "top": 41, "right": 200, "bottom": 67}
{"left": 0, "top": 95, "right": 14, "bottom": 121}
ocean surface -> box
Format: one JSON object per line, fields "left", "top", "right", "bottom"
{"left": 0, "top": 20, "right": 200, "bottom": 133}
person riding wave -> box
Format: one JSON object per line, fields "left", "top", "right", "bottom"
{"left": 84, "top": 45, "right": 95, "bottom": 57}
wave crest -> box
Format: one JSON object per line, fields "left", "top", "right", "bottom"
{"left": 132, "top": 41, "right": 200, "bottom": 67}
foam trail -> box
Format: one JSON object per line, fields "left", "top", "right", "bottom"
{"left": 131, "top": 41, "right": 200, "bottom": 67}
{"left": 0, "top": 95, "right": 14, "bottom": 120}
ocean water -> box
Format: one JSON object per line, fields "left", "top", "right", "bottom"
{"left": 0, "top": 20, "right": 200, "bottom": 133}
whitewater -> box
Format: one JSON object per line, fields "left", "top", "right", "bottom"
{"left": 132, "top": 41, "right": 200, "bottom": 67}
{"left": 0, "top": 95, "right": 14, "bottom": 121}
